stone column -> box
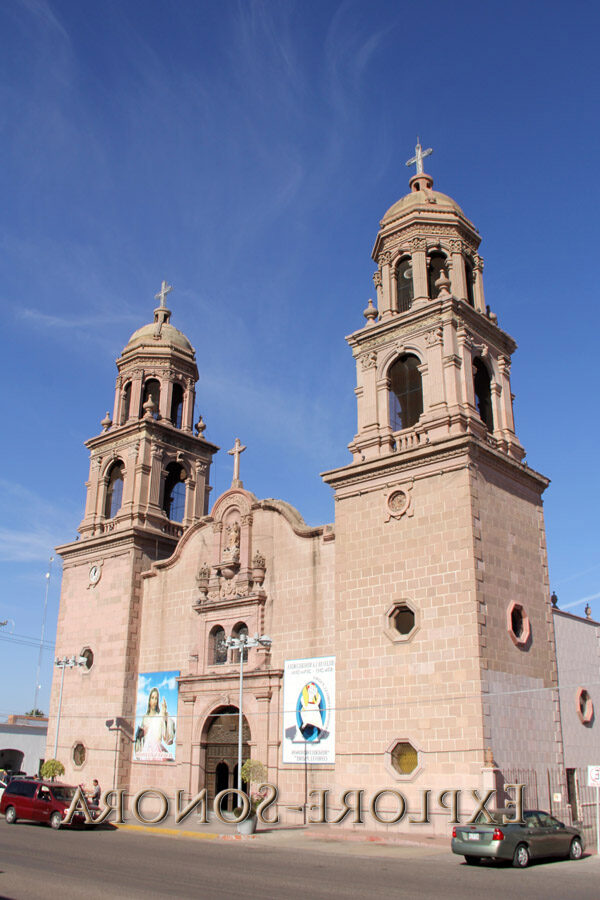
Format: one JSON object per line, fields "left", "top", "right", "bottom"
{"left": 159, "top": 377, "right": 172, "bottom": 421}
{"left": 194, "top": 461, "right": 208, "bottom": 519}
{"left": 449, "top": 240, "right": 467, "bottom": 300}
{"left": 372, "top": 269, "right": 383, "bottom": 313}
{"left": 377, "top": 251, "right": 393, "bottom": 317}
{"left": 183, "top": 473, "right": 195, "bottom": 526}
{"left": 457, "top": 327, "right": 475, "bottom": 410}
{"left": 473, "top": 255, "right": 486, "bottom": 312}
{"left": 498, "top": 356, "right": 516, "bottom": 434}
{"left": 148, "top": 444, "right": 164, "bottom": 511}
{"left": 112, "top": 376, "right": 123, "bottom": 424}
{"left": 122, "top": 441, "right": 140, "bottom": 514}
{"left": 490, "top": 382, "right": 503, "bottom": 436}
{"left": 182, "top": 379, "right": 195, "bottom": 432}
{"left": 410, "top": 238, "right": 428, "bottom": 300}
{"left": 129, "top": 373, "right": 144, "bottom": 422}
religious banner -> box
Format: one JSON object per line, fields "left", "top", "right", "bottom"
{"left": 283, "top": 656, "right": 335, "bottom": 764}
{"left": 133, "top": 670, "right": 179, "bottom": 762}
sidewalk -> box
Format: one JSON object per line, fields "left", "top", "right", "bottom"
{"left": 113, "top": 810, "right": 450, "bottom": 852}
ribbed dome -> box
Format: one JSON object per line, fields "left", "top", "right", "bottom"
{"left": 124, "top": 321, "right": 193, "bottom": 353}
{"left": 382, "top": 189, "right": 464, "bottom": 224}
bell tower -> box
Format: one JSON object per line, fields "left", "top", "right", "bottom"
{"left": 47, "top": 283, "right": 219, "bottom": 789}
{"left": 323, "top": 147, "right": 564, "bottom": 806}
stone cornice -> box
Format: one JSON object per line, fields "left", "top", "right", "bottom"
{"left": 321, "top": 433, "right": 549, "bottom": 496}
{"left": 347, "top": 297, "right": 517, "bottom": 357}
{"left": 57, "top": 525, "right": 178, "bottom": 563}
{"left": 372, "top": 211, "right": 481, "bottom": 260}
{"left": 177, "top": 668, "right": 284, "bottom": 689}
{"left": 85, "top": 419, "right": 219, "bottom": 455}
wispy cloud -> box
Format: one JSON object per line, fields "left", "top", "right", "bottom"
{"left": 0, "top": 481, "right": 77, "bottom": 562}
{"left": 561, "top": 592, "right": 600, "bottom": 611}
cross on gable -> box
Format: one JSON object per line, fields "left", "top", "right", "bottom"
{"left": 228, "top": 437, "right": 247, "bottom": 485}
{"left": 405, "top": 138, "right": 433, "bottom": 175}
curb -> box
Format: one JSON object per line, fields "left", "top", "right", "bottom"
{"left": 114, "top": 823, "right": 256, "bottom": 841}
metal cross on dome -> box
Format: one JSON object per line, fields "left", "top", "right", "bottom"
{"left": 155, "top": 280, "right": 173, "bottom": 307}
{"left": 405, "top": 138, "right": 433, "bottom": 175}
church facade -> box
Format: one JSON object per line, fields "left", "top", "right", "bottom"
{"left": 47, "top": 153, "right": 581, "bottom": 832}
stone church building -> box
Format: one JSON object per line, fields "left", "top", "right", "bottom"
{"left": 47, "top": 151, "right": 593, "bottom": 832}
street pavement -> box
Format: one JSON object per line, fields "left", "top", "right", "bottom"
{"left": 0, "top": 817, "right": 598, "bottom": 900}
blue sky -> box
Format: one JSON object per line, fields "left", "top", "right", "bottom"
{"left": 1, "top": 0, "right": 598, "bottom": 719}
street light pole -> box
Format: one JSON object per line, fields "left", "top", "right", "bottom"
{"left": 223, "top": 633, "right": 272, "bottom": 794}
{"left": 53, "top": 655, "right": 86, "bottom": 759}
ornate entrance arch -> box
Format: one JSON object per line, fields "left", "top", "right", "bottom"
{"left": 202, "top": 705, "right": 250, "bottom": 809}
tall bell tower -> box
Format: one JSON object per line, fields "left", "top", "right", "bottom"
{"left": 323, "top": 146, "right": 564, "bottom": 810}
{"left": 47, "top": 283, "right": 219, "bottom": 789}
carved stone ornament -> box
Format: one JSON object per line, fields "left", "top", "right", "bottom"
{"left": 449, "top": 239, "right": 463, "bottom": 253}
{"left": 241, "top": 513, "right": 253, "bottom": 526}
{"left": 360, "top": 351, "right": 378, "bottom": 370}
{"left": 379, "top": 250, "right": 392, "bottom": 266}
{"left": 222, "top": 521, "right": 241, "bottom": 565}
{"left": 409, "top": 237, "right": 427, "bottom": 252}
{"left": 196, "top": 563, "right": 210, "bottom": 596}
{"left": 425, "top": 327, "right": 443, "bottom": 348}
{"left": 252, "top": 550, "right": 266, "bottom": 569}
{"left": 384, "top": 484, "right": 414, "bottom": 522}
{"left": 372, "top": 270, "right": 382, "bottom": 288}
{"left": 212, "top": 522, "right": 223, "bottom": 534}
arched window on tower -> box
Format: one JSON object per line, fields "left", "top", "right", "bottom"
{"left": 464, "top": 258, "right": 475, "bottom": 307}
{"left": 427, "top": 252, "right": 447, "bottom": 299}
{"left": 121, "top": 382, "right": 132, "bottom": 424}
{"left": 231, "top": 622, "right": 249, "bottom": 663}
{"left": 396, "top": 258, "right": 414, "bottom": 312}
{"left": 105, "top": 462, "right": 124, "bottom": 518}
{"left": 210, "top": 625, "right": 228, "bottom": 665}
{"left": 170, "top": 383, "right": 184, "bottom": 428}
{"left": 163, "top": 462, "right": 186, "bottom": 521}
{"left": 142, "top": 378, "right": 160, "bottom": 419}
{"left": 389, "top": 354, "right": 423, "bottom": 431}
{"left": 473, "top": 358, "right": 493, "bottom": 431}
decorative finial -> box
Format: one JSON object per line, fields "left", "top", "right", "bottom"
{"left": 101, "top": 412, "right": 112, "bottom": 431}
{"left": 363, "top": 298, "right": 378, "bottom": 326}
{"left": 551, "top": 591, "right": 558, "bottom": 608}
{"left": 406, "top": 138, "right": 433, "bottom": 175}
{"left": 585, "top": 603, "right": 592, "bottom": 619}
{"left": 228, "top": 437, "right": 247, "bottom": 488}
{"left": 195, "top": 415, "right": 206, "bottom": 437}
{"left": 155, "top": 280, "right": 173, "bottom": 308}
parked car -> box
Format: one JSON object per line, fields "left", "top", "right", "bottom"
{"left": 0, "top": 779, "right": 7, "bottom": 802}
{"left": 451, "top": 809, "right": 584, "bottom": 867}
{"left": 0, "top": 779, "right": 88, "bottom": 829}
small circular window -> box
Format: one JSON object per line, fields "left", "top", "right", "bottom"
{"left": 72, "top": 743, "right": 86, "bottom": 767}
{"left": 81, "top": 648, "right": 94, "bottom": 670}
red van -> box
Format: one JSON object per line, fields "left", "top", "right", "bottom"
{"left": 0, "top": 779, "right": 85, "bottom": 829}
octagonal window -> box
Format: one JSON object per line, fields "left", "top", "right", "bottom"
{"left": 506, "top": 601, "right": 531, "bottom": 648}
{"left": 576, "top": 688, "right": 594, "bottom": 725}
{"left": 384, "top": 600, "right": 419, "bottom": 644}
{"left": 72, "top": 743, "right": 86, "bottom": 767}
{"left": 81, "top": 648, "right": 94, "bottom": 670}
{"left": 385, "top": 737, "right": 422, "bottom": 781}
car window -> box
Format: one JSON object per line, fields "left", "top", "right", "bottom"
{"left": 524, "top": 813, "right": 540, "bottom": 828}
{"left": 51, "top": 786, "right": 76, "bottom": 803}
{"left": 537, "top": 813, "right": 554, "bottom": 827}
{"left": 7, "top": 782, "right": 23, "bottom": 796}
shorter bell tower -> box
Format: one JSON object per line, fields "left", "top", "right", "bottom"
{"left": 47, "top": 283, "right": 219, "bottom": 789}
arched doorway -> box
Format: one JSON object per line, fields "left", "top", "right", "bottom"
{"left": 203, "top": 705, "right": 250, "bottom": 810}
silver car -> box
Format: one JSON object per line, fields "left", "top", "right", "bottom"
{"left": 451, "top": 809, "right": 584, "bottom": 868}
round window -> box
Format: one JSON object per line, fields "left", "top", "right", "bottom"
{"left": 81, "top": 648, "right": 94, "bottom": 670}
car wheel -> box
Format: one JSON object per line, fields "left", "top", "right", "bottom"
{"left": 569, "top": 837, "right": 583, "bottom": 860}
{"left": 5, "top": 806, "right": 17, "bottom": 825}
{"left": 512, "top": 843, "right": 530, "bottom": 868}
{"left": 464, "top": 855, "right": 481, "bottom": 865}
{"left": 49, "top": 811, "right": 62, "bottom": 830}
